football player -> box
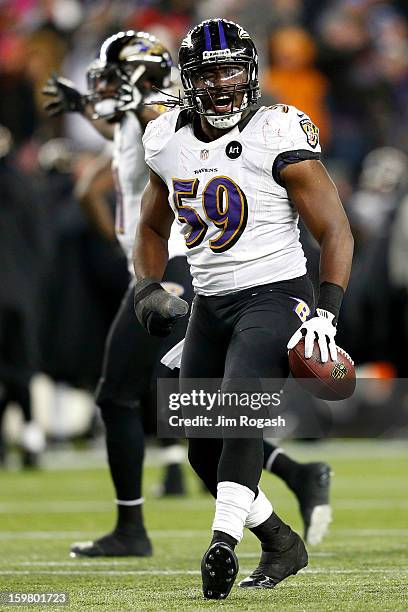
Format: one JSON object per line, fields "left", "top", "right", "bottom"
{"left": 43, "top": 31, "right": 192, "bottom": 557}
{"left": 43, "top": 28, "right": 332, "bottom": 559}
{"left": 133, "top": 19, "right": 353, "bottom": 599}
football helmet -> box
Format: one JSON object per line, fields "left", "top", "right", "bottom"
{"left": 359, "top": 147, "right": 408, "bottom": 194}
{"left": 88, "top": 30, "right": 172, "bottom": 120}
{"left": 179, "top": 19, "right": 260, "bottom": 129}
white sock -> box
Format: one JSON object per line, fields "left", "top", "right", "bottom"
{"left": 115, "top": 497, "right": 144, "bottom": 506}
{"left": 212, "top": 481, "right": 255, "bottom": 543}
{"left": 245, "top": 488, "right": 273, "bottom": 529}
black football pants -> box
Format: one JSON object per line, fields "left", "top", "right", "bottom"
{"left": 181, "top": 275, "right": 314, "bottom": 496}
{"left": 96, "top": 256, "right": 193, "bottom": 501}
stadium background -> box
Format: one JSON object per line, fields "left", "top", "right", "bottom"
{"left": 0, "top": 1, "right": 407, "bottom": 610}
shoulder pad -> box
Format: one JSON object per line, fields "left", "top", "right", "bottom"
{"left": 260, "top": 105, "right": 321, "bottom": 152}
{"left": 143, "top": 108, "right": 182, "bottom": 155}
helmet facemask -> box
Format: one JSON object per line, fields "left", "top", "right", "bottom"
{"left": 87, "top": 62, "right": 150, "bottom": 120}
{"left": 87, "top": 62, "right": 126, "bottom": 121}
{"left": 184, "top": 63, "right": 250, "bottom": 128}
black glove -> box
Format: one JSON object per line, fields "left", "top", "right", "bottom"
{"left": 134, "top": 278, "right": 189, "bottom": 337}
{"left": 42, "top": 74, "right": 85, "bottom": 117}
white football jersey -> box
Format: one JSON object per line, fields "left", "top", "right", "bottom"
{"left": 143, "top": 104, "right": 321, "bottom": 295}
{"left": 112, "top": 107, "right": 185, "bottom": 275}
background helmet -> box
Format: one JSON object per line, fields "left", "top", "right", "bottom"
{"left": 179, "top": 19, "right": 260, "bottom": 127}
{"left": 87, "top": 30, "right": 172, "bottom": 119}
{"left": 359, "top": 147, "right": 408, "bottom": 194}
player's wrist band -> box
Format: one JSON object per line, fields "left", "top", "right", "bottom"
{"left": 317, "top": 281, "right": 344, "bottom": 323}
{"left": 134, "top": 278, "right": 163, "bottom": 305}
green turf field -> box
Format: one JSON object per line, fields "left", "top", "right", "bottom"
{"left": 0, "top": 440, "right": 407, "bottom": 611}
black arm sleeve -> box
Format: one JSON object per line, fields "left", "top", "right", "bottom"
{"left": 272, "top": 150, "right": 321, "bottom": 187}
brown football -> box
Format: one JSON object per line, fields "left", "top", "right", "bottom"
{"left": 288, "top": 338, "right": 356, "bottom": 401}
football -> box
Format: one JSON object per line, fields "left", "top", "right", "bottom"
{"left": 288, "top": 338, "right": 356, "bottom": 401}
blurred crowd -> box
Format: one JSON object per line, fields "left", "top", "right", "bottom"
{"left": 1, "top": 0, "right": 408, "bottom": 461}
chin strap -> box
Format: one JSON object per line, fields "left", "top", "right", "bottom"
{"left": 204, "top": 92, "right": 249, "bottom": 129}
{"left": 205, "top": 110, "right": 243, "bottom": 129}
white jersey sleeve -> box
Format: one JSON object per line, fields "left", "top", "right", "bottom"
{"left": 142, "top": 109, "right": 186, "bottom": 261}
{"left": 262, "top": 104, "right": 321, "bottom": 187}
{"left": 143, "top": 109, "right": 181, "bottom": 180}
{"left": 112, "top": 112, "right": 147, "bottom": 274}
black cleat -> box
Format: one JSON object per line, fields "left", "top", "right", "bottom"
{"left": 238, "top": 529, "right": 307, "bottom": 589}
{"left": 70, "top": 531, "right": 152, "bottom": 558}
{"left": 291, "top": 462, "right": 332, "bottom": 545}
{"left": 201, "top": 542, "right": 239, "bottom": 600}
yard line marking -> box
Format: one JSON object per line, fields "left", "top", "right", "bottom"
{"left": 0, "top": 563, "right": 207, "bottom": 569}
{"left": 0, "top": 530, "right": 209, "bottom": 540}
{"left": 4, "top": 553, "right": 334, "bottom": 567}
{"left": 1, "top": 529, "right": 408, "bottom": 541}
{"left": 1, "top": 498, "right": 408, "bottom": 514}
{"left": 152, "top": 530, "right": 208, "bottom": 537}
{"left": 238, "top": 552, "right": 335, "bottom": 559}
{"left": 0, "top": 532, "right": 95, "bottom": 540}
{"left": 334, "top": 529, "right": 408, "bottom": 536}
{"left": 0, "top": 568, "right": 406, "bottom": 576}
{"left": 0, "top": 503, "right": 113, "bottom": 513}
{"left": 0, "top": 500, "right": 213, "bottom": 513}
{"left": 333, "top": 500, "right": 408, "bottom": 509}
{"left": 0, "top": 502, "right": 115, "bottom": 513}
{"left": 0, "top": 570, "right": 200, "bottom": 576}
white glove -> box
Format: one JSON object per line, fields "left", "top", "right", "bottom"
{"left": 287, "top": 308, "right": 337, "bottom": 363}
{"left": 118, "top": 65, "right": 145, "bottom": 112}
{"left": 119, "top": 82, "right": 142, "bottom": 112}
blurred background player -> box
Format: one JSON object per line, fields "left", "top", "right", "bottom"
{"left": 43, "top": 31, "right": 192, "bottom": 557}
{"left": 340, "top": 146, "right": 408, "bottom": 372}
{"left": 0, "top": 124, "right": 46, "bottom": 468}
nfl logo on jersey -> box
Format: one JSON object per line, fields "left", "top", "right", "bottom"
{"left": 201, "top": 149, "right": 209, "bottom": 161}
